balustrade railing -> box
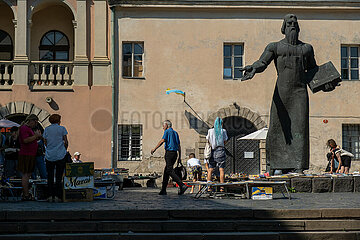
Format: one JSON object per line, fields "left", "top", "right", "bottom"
{"left": 29, "top": 61, "right": 74, "bottom": 87}
{"left": 0, "top": 61, "right": 14, "bottom": 86}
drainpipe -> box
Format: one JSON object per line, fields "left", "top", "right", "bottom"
{"left": 110, "top": 6, "right": 118, "bottom": 169}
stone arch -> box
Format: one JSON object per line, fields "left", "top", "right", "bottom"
{"left": 28, "top": 0, "right": 77, "bottom": 22}
{"left": 0, "top": 101, "right": 51, "bottom": 127}
{"left": 196, "top": 104, "right": 267, "bottom": 160}
{"left": 205, "top": 104, "right": 267, "bottom": 130}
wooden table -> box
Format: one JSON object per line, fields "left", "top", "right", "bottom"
{"left": 187, "top": 180, "right": 291, "bottom": 199}
{"left": 187, "top": 181, "right": 248, "bottom": 199}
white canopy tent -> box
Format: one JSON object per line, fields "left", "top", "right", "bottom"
{"left": 238, "top": 128, "right": 268, "bottom": 140}
{"left": 0, "top": 119, "right": 20, "bottom": 128}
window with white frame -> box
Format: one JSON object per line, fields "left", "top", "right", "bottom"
{"left": 118, "top": 125, "right": 142, "bottom": 161}
{"left": 122, "top": 42, "right": 144, "bottom": 78}
{"left": 342, "top": 124, "right": 360, "bottom": 160}
{"left": 341, "top": 46, "right": 359, "bottom": 80}
{"left": 223, "top": 43, "right": 243, "bottom": 80}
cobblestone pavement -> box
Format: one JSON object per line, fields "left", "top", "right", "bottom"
{"left": 1, "top": 188, "right": 360, "bottom": 211}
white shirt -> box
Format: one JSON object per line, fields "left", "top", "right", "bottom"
{"left": 187, "top": 158, "right": 201, "bottom": 167}
{"left": 43, "top": 124, "right": 68, "bottom": 161}
{"left": 206, "top": 128, "right": 228, "bottom": 149}
{"left": 72, "top": 158, "right": 82, "bottom": 163}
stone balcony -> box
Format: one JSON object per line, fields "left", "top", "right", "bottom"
{"left": 0, "top": 61, "right": 14, "bottom": 89}
{"left": 29, "top": 61, "right": 74, "bottom": 90}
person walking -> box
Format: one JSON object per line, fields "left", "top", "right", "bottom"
{"left": 206, "top": 117, "right": 228, "bottom": 191}
{"left": 151, "top": 120, "right": 188, "bottom": 195}
{"left": 17, "top": 114, "right": 42, "bottom": 200}
{"left": 43, "top": 114, "right": 68, "bottom": 202}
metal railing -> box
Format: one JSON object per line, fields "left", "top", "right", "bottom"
{"left": 29, "top": 61, "right": 74, "bottom": 86}
{"left": 0, "top": 61, "right": 14, "bottom": 86}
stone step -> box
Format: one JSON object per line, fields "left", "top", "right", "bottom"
{"left": 0, "top": 231, "right": 359, "bottom": 240}
{"left": 2, "top": 208, "right": 360, "bottom": 221}
{"left": 1, "top": 219, "right": 360, "bottom": 234}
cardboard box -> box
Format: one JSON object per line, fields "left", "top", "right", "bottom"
{"left": 65, "top": 162, "right": 94, "bottom": 177}
{"left": 93, "top": 187, "right": 107, "bottom": 199}
{"left": 251, "top": 187, "right": 273, "bottom": 200}
{"left": 63, "top": 188, "right": 93, "bottom": 202}
{"left": 64, "top": 176, "right": 94, "bottom": 189}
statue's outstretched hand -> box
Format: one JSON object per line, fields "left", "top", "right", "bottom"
{"left": 240, "top": 65, "right": 256, "bottom": 81}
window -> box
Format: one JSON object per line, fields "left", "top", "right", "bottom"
{"left": 341, "top": 46, "right": 359, "bottom": 80}
{"left": 122, "top": 42, "right": 144, "bottom": 78}
{"left": 0, "top": 30, "right": 13, "bottom": 60}
{"left": 39, "top": 30, "right": 69, "bottom": 61}
{"left": 118, "top": 125, "right": 142, "bottom": 161}
{"left": 223, "top": 43, "right": 243, "bottom": 80}
{"left": 342, "top": 124, "right": 360, "bottom": 160}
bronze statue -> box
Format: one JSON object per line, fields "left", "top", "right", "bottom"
{"left": 241, "top": 14, "right": 339, "bottom": 174}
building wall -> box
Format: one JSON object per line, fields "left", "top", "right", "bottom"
{"left": 0, "top": 86, "right": 112, "bottom": 168}
{"left": 115, "top": 6, "right": 360, "bottom": 174}
{"left": 0, "top": 0, "right": 112, "bottom": 169}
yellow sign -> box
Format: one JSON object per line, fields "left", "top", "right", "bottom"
{"left": 251, "top": 187, "right": 273, "bottom": 200}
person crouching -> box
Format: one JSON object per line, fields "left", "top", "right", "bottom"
{"left": 187, "top": 153, "right": 202, "bottom": 194}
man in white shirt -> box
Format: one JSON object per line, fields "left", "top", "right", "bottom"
{"left": 187, "top": 153, "right": 202, "bottom": 194}
{"left": 72, "top": 152, "right": 82, "bottom": 163}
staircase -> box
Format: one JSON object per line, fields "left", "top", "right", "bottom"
{"left": 1, "top": 208, "right": 360, "bottom": 239}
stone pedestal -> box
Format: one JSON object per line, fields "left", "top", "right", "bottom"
{"left": 354, "top": 176, "right": 360, "bottom": 192}
{"left": 312, "top": 177, "right": 332, "bottom": 193}
{"left": 333, "top": 177, "right": 354, "bottom": 192}
{"left": 291, "top": 177, "right": 312, "bottom": 193}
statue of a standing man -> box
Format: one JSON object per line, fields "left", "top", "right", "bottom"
{"left": 241, "top": 14, "right": 336, "bottom": 173}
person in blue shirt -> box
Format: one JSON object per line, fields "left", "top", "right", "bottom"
{"left": 151, "top": 120, "right": 188, "bottom": 195}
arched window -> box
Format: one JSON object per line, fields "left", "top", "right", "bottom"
{"left": 0, "top": 30, "right": 13, "bottom": 61}
{"left": 39, "top": 30, "right": 69, "bottom": 61}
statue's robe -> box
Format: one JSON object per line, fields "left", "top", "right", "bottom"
{"left": 253, "top": 39, "right": 317, "bottom": 171}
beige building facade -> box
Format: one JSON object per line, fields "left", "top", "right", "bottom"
{"left": 0, "top": 0, "right": 112, "bottom": 168}
{"left": 111, "top": 0, "right": 360, "bottom": 175}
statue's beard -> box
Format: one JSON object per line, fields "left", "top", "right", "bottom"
{"left": 286, "top": 29, "right": 299, "bottom": 45}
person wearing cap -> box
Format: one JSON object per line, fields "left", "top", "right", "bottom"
{"left": 43, "top": 114, "right": 68, "bottom": 203}
{"left": 18, "top": 114, "right": 42, "bottom": 201}
{"left": 72, "top": 152, "right": 82, "bottom": 163}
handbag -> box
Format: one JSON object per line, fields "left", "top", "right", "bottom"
{"left": 213, "top": 147, "right": 226, "bottom": 162}
{"left": 64, "top": 151, "right": 72, "bottom": 163}
{"left": 204, "top": 141, "right": 212, "bottom": 159}
{"left": 174, "top": 162, "right": 187, "bottom": 180}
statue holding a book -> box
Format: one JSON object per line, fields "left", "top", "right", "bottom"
{"left": 240, "top": 14, "right": 341, "bottom": 174}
